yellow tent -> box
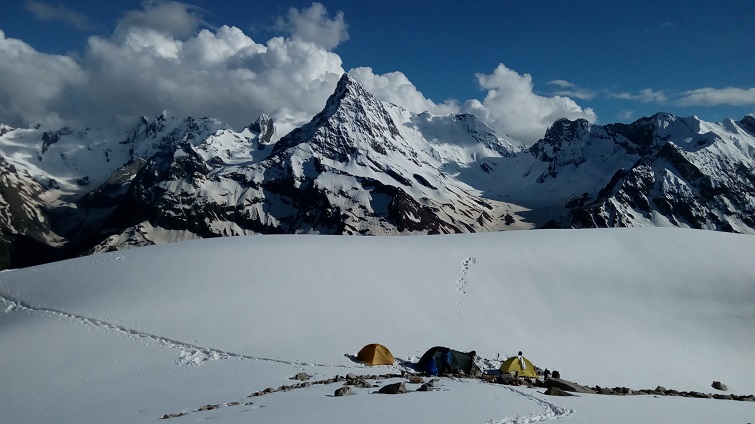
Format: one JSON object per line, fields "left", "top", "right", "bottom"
{"left": 356, "top": 343, "right": 395, "bottom": 365}
{"left": 500, "top": 355, "right": 538, "bottom": 378}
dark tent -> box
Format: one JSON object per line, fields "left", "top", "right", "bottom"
{"left": 418, "top": 346, "right": 480, "bottom": 376}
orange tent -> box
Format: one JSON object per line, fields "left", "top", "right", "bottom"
{"left": 356, "top": 343, "right": 395, "bottom": 365}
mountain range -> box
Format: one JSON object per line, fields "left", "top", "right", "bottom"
{"left": 1, "top": 73, "right": 754, "bottom": 269}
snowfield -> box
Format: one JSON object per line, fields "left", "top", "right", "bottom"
{"left": 1, "top": 228, "right": 754, "bottom": 423}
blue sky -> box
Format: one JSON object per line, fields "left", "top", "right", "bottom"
{"left": 1, "top": 0, "right": 753, "bottom": 143}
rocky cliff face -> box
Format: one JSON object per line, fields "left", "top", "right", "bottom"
{"left": 528, "top": 113, "right": 755, "bottom": 232}
{"left": 0, "top": 154, "right": 63, "bottom": 268}
{"left": 0, "top": 74, "right": 753, "bottom": 268}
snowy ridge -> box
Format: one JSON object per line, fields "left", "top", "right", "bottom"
{"left": 83, "top": 74, "right": 525, "bottom": 253}
{"left": 546, "top": 114, "right": 755, "bottom": 232}
{"left": 1, "top": 73, "right": 755, "bottom": 267}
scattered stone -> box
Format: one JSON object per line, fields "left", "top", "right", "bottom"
{"left": 482, "top": 375, "right": 497, "bottom": 383}
{"left": 544, "top": 387, "right": 573, "bottom": 397}
{"left": 349, "top": 378, "right": 372, "bottom": 388}
{"left": 378, "top": 382, "right": 407, "bottom": 394}
{"left": 161, "top": 412, "right": 187, "bottom": 419}
{"left": 167, "top": 369, "right": 755, "bottom": 423}
{"left": 545, "top": 378, "right": 597, "bottom": 394}
{"left": 291, "top": 372, "right": 311, "bottom": 381}
{"left": 416, "top": 383, "right": 432, "bottom": 392}
{"left": 408, "top": 376, "right": 424, "bottom": 384}
{"left": 686, "top": 391, "right": 710, "bottom": 399}
{"left": 612, "top": 387, "right": 633, "bottom": 395}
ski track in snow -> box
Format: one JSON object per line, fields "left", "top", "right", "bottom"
{"left": 0, "top": 291, "right": 353, "bottom": 369}
{"left": 452, "top": 257, "right": 476, "bottom": 328}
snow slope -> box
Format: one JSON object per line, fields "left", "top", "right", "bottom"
{"left": 1, "top": 228, "right": 754, "bottom": 423}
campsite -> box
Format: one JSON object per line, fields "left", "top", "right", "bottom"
{"left": 1, "top": 229, "right": 754, "bottom": 423}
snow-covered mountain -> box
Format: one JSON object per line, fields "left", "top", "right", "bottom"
{"left": 527, "top": 114, "right": 755, "bottom": 232}
{"left": 1, "top": 74, "right": 754, "bottom": 268}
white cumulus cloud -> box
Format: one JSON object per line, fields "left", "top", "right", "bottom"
{"left": 1, "top": 3, "right": 599, "bottom": 147}
{"left": 348, "top": 67, "right": 459, "bottom": 115}
{"left": 349, "top": 66, "right": 598, "bottom": 144}
{"left": 470, "top": 64, "right": 598, "bottom": 144}
{"left": 115, "top": 0, "right": 208, "bottom": 39}
{"left": 0, "top": 30, "right": 84, "bottom": 128}
{"left": 276, "top": 2, "right": 349, "bottom": 50}
{"left": 0, "top": 3, "right": 349, "bottom": 138}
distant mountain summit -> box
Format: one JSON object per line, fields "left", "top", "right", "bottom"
{"left": 1, "top": 74, "right": 754, "bottom": 268}
{"left": 272, "top": 73, "right": 403, "bottom": 159}
{"left": 523, "top": 113, "right": 755, "bottom": 231}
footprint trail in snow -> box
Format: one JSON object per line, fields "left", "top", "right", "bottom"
{"left": 452, "top": 256, "right": 476, "bottom": 329}
{"left": 0, "top": 291, "right": 351, "bottom": 369}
